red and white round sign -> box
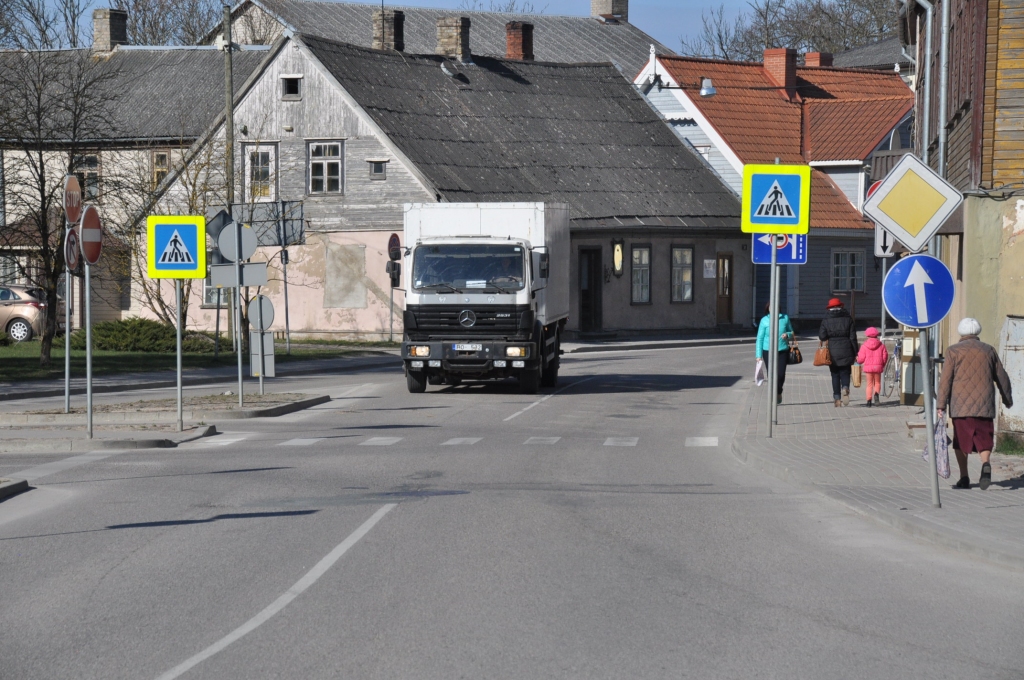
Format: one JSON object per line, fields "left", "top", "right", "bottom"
{"left": 78, "top": 205, "right": 102, "bottom": 265}
{"left": 65, "top": 228, "right": 80, "bottom": 271}
{"left": 64, "top": 174, "right": 82, "bottom": 225}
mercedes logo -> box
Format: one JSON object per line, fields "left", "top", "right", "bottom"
{"left": 458, "top": 310, "right": 477, "bottom": 327}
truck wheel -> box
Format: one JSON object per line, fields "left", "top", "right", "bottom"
{"left": 541, "top": 334, "right": 560, "bottom": 388}
{"left": 519, "top": 366, "right": 540, "bottom": 394}
{"left": 407, "top": 371, "right": 427, "bottom": 393}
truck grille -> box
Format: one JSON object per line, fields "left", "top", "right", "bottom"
{"left": 409, "top": 305, "right": 526, "bottom": 334}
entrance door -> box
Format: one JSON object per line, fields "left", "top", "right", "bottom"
{"left": 716, "top": 253, "right": 733, "bottom": 324}
{"left": 579, "top": 248, "right": 602, "bottom": 332}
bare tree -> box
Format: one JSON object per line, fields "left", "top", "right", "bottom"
{"left": 680, "top": 5, "right": 745, "bottom": 60}
{"left": 112, "top": 0, "right": 220, "bottom": 45}
{"left": 1, "top": 0, "right": 86, "bottom": 49}
{"left": 457, "top": 0, "right": 546, "bottom": 12}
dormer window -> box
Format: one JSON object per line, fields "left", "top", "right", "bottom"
{"left": 368, "top": 160, "right": 388, "bottom": 180}
{"left": 281, "top": 74, "right": 302, "bottom": 101}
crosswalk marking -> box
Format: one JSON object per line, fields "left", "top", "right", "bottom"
{"left": 604, "top": 437, "right": 638, "bottom": 447}
{"left": 203, "top": 436, "right": 248, "bottom": 447}
{"left": 685, "top": 437, "right": 719, "bottom": 447}
{"left": 442, "top": 437, "right": 482, "bottom": 446}
{"left": 524, "top": 437, "right": 561, "bottom": 445}
{"left": 279, "top": 438, "right": 323, "bottom": 446}
{"left": 359, "top": 437, "right": 403, "bottom": 446}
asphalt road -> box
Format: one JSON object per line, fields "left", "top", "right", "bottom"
{"left": 2, "top": 343, "right": 1023, "bottom": 679}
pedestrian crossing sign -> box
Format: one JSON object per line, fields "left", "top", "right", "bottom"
{"left": 741, "top": 164, "right": 812, "bottom": 234}
{"left": 146, "top": 215, "right": 206, "bottom": 279}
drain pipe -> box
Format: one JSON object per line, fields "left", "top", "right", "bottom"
{"left": 913, "top": 0, "right": 934, "bottom": 166}
{"left": 937, "top": 0, "right": 950, "bottom": 178}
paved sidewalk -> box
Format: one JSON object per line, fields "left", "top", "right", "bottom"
{"left": 733, "top": 361, "right": 1024, "bottom": 571}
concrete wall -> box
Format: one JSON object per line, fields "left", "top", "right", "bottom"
{"left": 962, "top": 195, "right": 1024, "bottom": 347}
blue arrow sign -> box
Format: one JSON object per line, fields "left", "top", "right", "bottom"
{"left": 882, "top": 254, "right": 955, "bottom": 329}
{"left": 751, "top": 233, "right": 808, "bottom": 265}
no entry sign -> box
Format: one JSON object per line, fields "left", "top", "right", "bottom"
{"left": 64, "top": 175, "right": 82, "bottom": 225}
{"left": 79, "top": 205, "right": 103, "bottom": 265}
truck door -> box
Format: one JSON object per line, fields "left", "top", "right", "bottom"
{"left": 579, "top": 248, "right": 602, "bottom": 332}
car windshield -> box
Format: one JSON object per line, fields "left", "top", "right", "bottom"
{"left": 412, "top": 244, "right": 525, "bottom": 292}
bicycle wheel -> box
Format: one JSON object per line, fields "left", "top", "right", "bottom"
{"left": 883, "top": 357, "right": 898, "bottom": 398}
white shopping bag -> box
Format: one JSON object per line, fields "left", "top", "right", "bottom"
{"left": 921, "top": 419, "right": 951, "bottom": 479}
{"left": 754, "top": 358, "right": 766, "bottom": 387}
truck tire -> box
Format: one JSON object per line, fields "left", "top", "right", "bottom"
{"left": 541, "top": 333, "right": 560, "bottom": 388}
{"left": 519, "top": 365, "right": 540, "bottom": 394}
{"left": 407, "top": 371, "right": 427, "bottom": 393}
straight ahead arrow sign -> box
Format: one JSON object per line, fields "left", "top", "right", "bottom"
{"left": 904, "top": 259, "right": 933, "bottom": 325}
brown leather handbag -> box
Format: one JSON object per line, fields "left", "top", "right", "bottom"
{"left": 787, "top": 342, "right": 803, "bottom": 365}
{"left": 813, "top": 342, "right": 832, "bottom": 367}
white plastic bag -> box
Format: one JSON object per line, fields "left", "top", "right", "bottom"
{"left": 922, "top": 419, "right": 951, "bottom": 479}
{"left": 755, "top": 358, "right": 767, "bottom": 387}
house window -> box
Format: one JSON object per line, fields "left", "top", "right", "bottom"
{"left": 0, "top": 255, "right": 18, "bottom": 285}
{"left": 281, "top": 76, "right": 302, "bottom": 101}
{"left": 631, "top": 245, "right": 651, "bottom": 304}
{"left": 73, "top": 154, "right": 100, "bottom": 201}
{"left": 152, "top": 151, "right": 170, "bottom": 189}
{"left": 671, "top": 246, "right": 693, "bottom": 302}
{"left": 308, "top": 142, "right": 342, "bottom": 194}
{"left": 203, "top": 276, "right": 225, "bottom": 307}
{"left": 368, "top": 160, "right": 387, "bottom": 180}
{"left": 244, "top": 144, "right": 276, "bottom": 202}
{"left": 832, "top": 250, "right": 865, "bottom": 292}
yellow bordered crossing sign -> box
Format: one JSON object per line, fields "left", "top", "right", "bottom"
{"left": 741, "top": 164, "right": 812, "bottom": 234}
{"left": 146, "top": 215, "right": 207, "bottom": 279}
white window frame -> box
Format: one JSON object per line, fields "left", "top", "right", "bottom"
{"left": 202, "top": 276, "right": 227, "bottom": 307}
{"left": 831, "top": 249, "right": 865, "bottom": 292}
{"left": 73, "top": 154, "right": 100, "bottom": 202}
{"left": 308, "top": 141, "right": 344, "bottom": 195}
{"left": 631, "top": 245, "right": 651, "bottom": 304}
{"left": 243, "top": 143, "right": 277, "bottom": 203}
{"left": 670, "top": 246, "right": 694, "bottom": 303}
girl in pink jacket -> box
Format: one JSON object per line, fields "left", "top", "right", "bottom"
{"left": 856, "top": 327, "right": 889, "bottom": 406}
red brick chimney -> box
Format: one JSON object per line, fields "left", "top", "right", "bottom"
{"left": 804, "top": 52, "right": 833, "bottom": 67}
{"left": 764, "top": 48, "right": 797, "bottom": 99}
{"left": 506, "top": 22, "right": 534, "bottom": 61}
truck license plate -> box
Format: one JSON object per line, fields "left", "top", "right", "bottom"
{"left": 453, "top": 344, "right": 482, "bottom": 351}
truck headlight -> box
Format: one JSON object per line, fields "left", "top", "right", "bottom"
{"left": 410, "top": 360, "right": 424, "bottom": 368}
{"left": 410, "top": 346, "right": 430, "bottom": 357}
{"left": 506, "top": 347, "right": 525, "bottom": 357}
{"left": 512, "top": 360, "right": 525, "bottom": 368}
{"left": 428, "top": 360, "right": 441, "bottom": 367}
{"left": 493, "top": 360, "right": 507, "bottom": 368}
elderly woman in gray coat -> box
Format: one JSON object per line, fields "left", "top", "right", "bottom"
{"left": 937, "top": 318, "right": 1014, "bottom": 490}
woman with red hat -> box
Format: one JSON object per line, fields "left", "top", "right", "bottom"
{"left": 818, "top": 297, "right": 859, "bottom": 407}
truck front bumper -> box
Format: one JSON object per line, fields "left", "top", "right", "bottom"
{"left": 403, "top": 340, "right": 536, "bottom": 376}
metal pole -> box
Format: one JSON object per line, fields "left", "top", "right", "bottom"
{"left": 880, "top": 257, "right": 888, "bottom": 339}
{"left": 214, "top": 288, "right": 221, "bottom": 358}
{"left": 234, "top": 221, "right": 243, "bottom": 407}
{"left": 223, "top": 3, "right": 234, "bottom": 206}
{"left": 64, "top": 224, "right": 71, "bottom": 414}
{"left": 390, "top": 286, "right": 395, "bottom": 343}
{"left": 916, "top": 0, "right": 934, "bottom": 165}
{"left": 85, "top": 262, "right": 93, "bottom": 439}
{"left": 175, "top": 279, "right": 183, "bottom": 432}
{"left": 766, "top": 238, "right": 778, "bottom": 437}
{"left": 920, "top": 326, "right": 942, "bottom": 508}
{"left": 770, "top": 236, "right": 781, "bottom": 427}
{"left": 257, "top": 296, "right": 265, "bottom": 396}
{"left": 279, "top": 200, "right": 291, "bottom": 355}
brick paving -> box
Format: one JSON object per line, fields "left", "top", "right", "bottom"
{"left": 733, "top": 360, "right": 1024, "bottom": 570}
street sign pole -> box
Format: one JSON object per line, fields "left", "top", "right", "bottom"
{"left": 214, "top": 289, "right": 221, "bottom": 358}
{"left": 64, "top": 221, "right": 72, "bottom": 414}
{"left": 920, "top": 326, "right": 941, "bottom": 508}
{"left": 257, "top": 298, "right": 265, "bottom": 396}
{"left": 175, "top": 279, "right": 183, "bottom": 432}
{"left": 234, "top": 219, "right": 244, "bottom": 408}
{"left": 85, "top": 260, "right": 93, "bottom": 439}
{"left": 767, "top": 238, "right": 778, "bottom": 437}
{"left": 279, "top": 200, "right": 291, "bottom": 355}
{"left": 390, "top": 286, "right": 395, "bottom": 343}
{"left": 771, "top": 235, "right": 782, "bottom": 427}
{"left": 880, "top": 257, "right": 888, "bottom": 339}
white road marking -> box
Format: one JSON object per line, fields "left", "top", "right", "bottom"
{"left": 359, "top": 437, "right": 402, "bottom": 446}
{"left": 524, "top": 437, "right": 560, "bottom": 445}
{"left": 503, "top": 377, "right": 596, "bottom": 422}
{"left": 279, "top": 438, "right": 323, "bottom": 446}
{"left": 442, "top": 438, "right": 481, "bottom": 446}
{"left": 202, "top": 436, "right": 248, "bottom": 447}
{"left": 14, "top": 452, "right": 118, "bottom": 482}
{"left": 685, "top": 437, "right": 719, "bottom": 447}
{"left": 154, "top": 504, "right": 397, "bottom": 680}
{"left": 604, "top": 437, "right": 638, "bottom": 447}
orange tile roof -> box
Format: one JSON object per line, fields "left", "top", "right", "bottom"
{"left": 805, "top": 98, "right": 913, "bottom": 161}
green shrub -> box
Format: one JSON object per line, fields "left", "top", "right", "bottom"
{"left": 68, "top": 319, "right": 224, "bottom": 354}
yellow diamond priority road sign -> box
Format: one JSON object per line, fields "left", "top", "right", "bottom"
{"left": 862, "top": 154, "right": 962, "bottom": 253}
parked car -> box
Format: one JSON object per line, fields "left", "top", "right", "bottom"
{"left": 0, "top": 284, "right": 54, "bottom": 342}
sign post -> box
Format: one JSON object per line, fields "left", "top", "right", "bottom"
{"left": 63, "top": 175, "right": 82, "bottom": 415}
{"left": 742, "top": 163, "right": 811, "bottom": 437}
{"left": 218, "top": 222, "right": 257, "bottom": 407}
{"left": 146, "top": 215, "right": 208, "bottom": 431}
{"left": 883, "top": 254, "right": 956, "bottom": 509}
{"left": 79, "top": 205, "right": 102, "bottom": 439}
{"left": 247, "top": 295, "right": 274, "bottom": 394}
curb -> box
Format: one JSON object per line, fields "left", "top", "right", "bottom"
{"left": 0, "top": 355, "right": 400, "bottom": 403}
{"left": 2, "top": 395, "right": 331, "bottom": 426}
{"left": 567, "top": 337, "right": 756, "bottom": 354}
{"left": 0, "top": 424, "right": 218, "bottom": 454}
{"left": 0, "top": 477, "right": 29, "bottom": 502}
{"left": 730, "top": 436, "right": 1024, "bottom": 573}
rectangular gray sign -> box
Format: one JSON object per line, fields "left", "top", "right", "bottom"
{"left": 210, "top": 262, "right": 268, "bottom": 288}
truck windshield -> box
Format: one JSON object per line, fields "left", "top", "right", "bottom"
{"left": 412, "top": 244, "right": 526, "bottom": 292}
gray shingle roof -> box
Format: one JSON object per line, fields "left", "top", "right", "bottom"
{"left": 302, "top": 36, "right": 739, "bottom": 225}
{"left": 833, "top": 37, "right": 910, "bottom": 71}
{"left": 0, "top": 46, "right": 268, "bottom": 143}
{"left": 248, "top": 0, "right": 672, "bottom": 78}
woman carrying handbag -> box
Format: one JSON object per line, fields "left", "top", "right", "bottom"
{"left": 756, "top": 303, "right": 795, "bottom": 405}
{"left": 818, "top": 298, "right": 859, "bottom": 407}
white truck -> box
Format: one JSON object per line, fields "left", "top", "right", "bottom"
{"left": 400, "top": 203, "right": 570, "bottom": 394}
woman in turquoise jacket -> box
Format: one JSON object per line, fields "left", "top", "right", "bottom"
{"left": 756, "top": 303, "right": 795, "bottom": 404}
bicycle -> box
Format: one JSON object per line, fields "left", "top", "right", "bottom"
{"left": 882, "top": 335, "right": 903, "bottom": 399}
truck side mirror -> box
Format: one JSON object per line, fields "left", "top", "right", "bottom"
{"left": 532, "top": 251, "right": 549, "bottom": 280}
